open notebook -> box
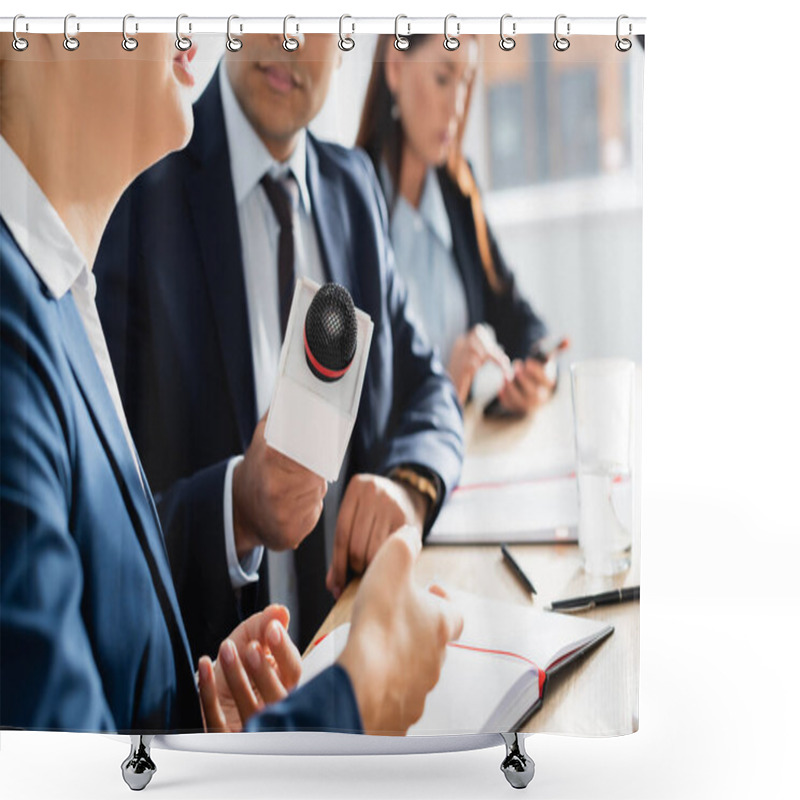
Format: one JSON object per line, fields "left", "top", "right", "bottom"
{"left": 300, "top": 589, "right": 613, "bottom": 735}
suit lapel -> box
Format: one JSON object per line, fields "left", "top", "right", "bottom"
{"left": 185, "top": 70, "right": 257, "bottom": 448}
{"left": 437, "top": 169, "right": 484, "bottom": 327}
{"left": 306, "top": 137, "right": 361, "bottom": 306}
{"left": 57, "top": 297, "right": 197, "bottom": 685}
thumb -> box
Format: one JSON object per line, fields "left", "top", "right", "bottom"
{"left": 250, "top": 409, "right": 269, "bottom": 447}
{"left": 427, "top": 589, "right": 464, "bottom": 644}
{"left": 391, "top": 524, "right": 423, "bottom": 562}
{"left": 366, "top": 526, "right": 420, "bottom": 590}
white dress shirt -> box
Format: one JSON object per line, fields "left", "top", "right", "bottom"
{"left": 381, "top": 164, "right": 470, "bottom": 369}
{"left": 219, "top": 63, "right": 332, "bottom": 641}
{"left": 0, "top": 136, "right": 143, "bottom": 489}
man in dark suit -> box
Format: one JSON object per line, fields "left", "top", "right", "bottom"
{"left": 95, "top": 35, "right": 463, "bottom": 657}
{"left": 0, "top": 32, "right": 461, "bottom": 743}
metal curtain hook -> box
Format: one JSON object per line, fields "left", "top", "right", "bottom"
{"left": 63, "top": 13, "right": 79, "bottom": 51}
{"left": 122, "top": 14, "right": 138, "bottom": 51}
{"left": 553, "top": 14, "right": 570, "bottom": 52}
{"left": 615, "top": 14, "right": 632, "bottom": 52}
{"left": 444, "top": 14, "right": 460, "bottom": 51}
{"left": 499, "top": 14, "right": 516, "bottom": 51}
{"left": 394, "top": 15, "right": 410, "bottom": 51}
{"left": 175, "top": 14, "right": 192, "bottom": 51}
{"left": 338, "top": 14, "right": 355, "bottom": 51}
{"left": 283, "top": 15, "right": 300, "bottom": 51}
{"left": 227, "top": 15, "right": 243, "bottom": 52}
{"left": 12, "top": 14, "right": 29, "bottom": 51}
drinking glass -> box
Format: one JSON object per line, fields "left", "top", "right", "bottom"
{"left": 570, "top": 359, "right": 635, "bottom": 576}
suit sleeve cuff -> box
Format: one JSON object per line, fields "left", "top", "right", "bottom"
{"left": 244, "top": 664, "right": 363, "bottom": 733}
{"left": 224, "top": 455, "right": 264, "bottom": 590}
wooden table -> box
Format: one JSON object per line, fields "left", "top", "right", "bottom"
{"left": 310, "top": 382, "right": 640, "bottom": 736}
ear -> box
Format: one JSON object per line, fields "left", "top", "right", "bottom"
{"left": 384, "top": 47, "right": 403, "bottom": 95}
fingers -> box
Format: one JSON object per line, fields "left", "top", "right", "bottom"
{"left": 426, "top": 584, "right": 465, "bottom": 644}
{"left": 242, "top": 640, "right": 289, "bottom": 706}
{"left": 472, "top": 325, "right": 512, "bottom": 374}
{"left": 218, "top": 639, "right": 261, "bottom": 726}
{"left": 264, "top": 618, "right": 302, "bottom": 691}
{"left": 437, "top": 597, "right": 465, "bottom": 644}
{"left": 198, "top": 656, "right": 228, "bottom": 733}
{"left": 521, "top": 358, "right": 555, "bottom": 391}
{"left": 327, "top": 482, "right": 360, "bottom": 598}
{"left": 365, "top": 519, "right": 389, "bottom": 566}
{"left": 427, "top": 583, "right": 449, "bottom": 600}
{"left": 498, "top": 375, "right": 527, "bottom": 413}
{"left": 347, "top": 504, "right": 377, "bottom": 575}
{"left": 260, "top": 603, "right": 290, "bottom": 634}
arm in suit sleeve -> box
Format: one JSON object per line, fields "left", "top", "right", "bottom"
{"left": 245, "top": 664, "right": 362, "bottom": 733}
{"left": 95, "top": 192, "right": 247, "bottom": 664}
{"left": 0, "top": 329, "right": 116, "bottom": 732}
{"left": 353, "top": 152, "right": 464, "bottom": 529}
{"left": 154, "top": 463, "right": 250, "bottom": 662}
{"left": 481, "top": 206, "right": 548, "bottom": 362}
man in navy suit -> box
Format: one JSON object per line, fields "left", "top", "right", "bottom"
{"left": 2, "top": 208, "right": 460, "bottom": 735}
{"left": 0, "top": 35, "right": 461, "bottom": 742}
{"left": 95, "top": 35, "right": 463, "bottom": 657}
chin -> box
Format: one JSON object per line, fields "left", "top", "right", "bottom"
{"left": 174, "top": 104, "right": 195, "bottom": 151}
{"left": 431, "top": 149, "right": 450, "bottom": 169}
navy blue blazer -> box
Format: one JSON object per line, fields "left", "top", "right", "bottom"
{"left": 1, "top": 220, "right": 361, "bottom": 734}
{"left": 95, "top": 70, "right": 464, "bottom": 661}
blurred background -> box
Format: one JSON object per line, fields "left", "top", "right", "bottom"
{"left": 189, "top": 34, "right": 643, "bottom": 364}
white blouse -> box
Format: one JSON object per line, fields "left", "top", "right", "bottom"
{"left": 383, "top": 164, "right": 470, "bottom": 368}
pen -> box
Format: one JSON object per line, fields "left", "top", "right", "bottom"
{"left": 547, "top": 586, "right": 640, "bottom": 612}
{"left": 500, "top": 544, "right": 537, "bottom": 596}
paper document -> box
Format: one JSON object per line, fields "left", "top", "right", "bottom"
{"left": 427, "top": 474, "right": 579, "bottom": 545}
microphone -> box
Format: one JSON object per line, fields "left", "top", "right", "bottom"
{"left": 264, "top": 278, "right": 374, "bottom": 481}
{"left": 303, "top": 283, "right": 357, "bottom": 383}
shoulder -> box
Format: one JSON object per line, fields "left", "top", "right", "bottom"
{"left": 1, "top": 223, "right": 56, "bottom": 345}
{"left": 309, "top": 135, "right": 379, "bottom": 192}
{"left": 1, "top": 224, "right": 71, "bottom": 437}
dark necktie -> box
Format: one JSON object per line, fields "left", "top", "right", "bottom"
{"left": 260, "top": 172, "right": 296, "bottom": 339}
{"left": 258, "top": 170, "right": 333, "bottom": 651}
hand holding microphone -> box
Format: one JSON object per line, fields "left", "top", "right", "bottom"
{"left": 232, "top": 412, "right": 328, "bottom": 556}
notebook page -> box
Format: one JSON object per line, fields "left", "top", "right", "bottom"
{"left": 448, "top": 589, "right": 612, "bottom": 672}
{"left": 408, "top": 643, "right": 535, "bottom": 735}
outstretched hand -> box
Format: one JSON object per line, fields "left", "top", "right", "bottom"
{"left": 197, "top": 604, "right": 301, "bottom": 732}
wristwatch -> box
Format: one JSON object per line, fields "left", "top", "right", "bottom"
{"left": 388, "top": 465, "right": 441, "bottom": 520}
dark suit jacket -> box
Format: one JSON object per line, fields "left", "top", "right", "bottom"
{"left": 1, "top": 219, "right": 362, "bottom": 734}
{"left": 434, "top": 167, "right": 547, "bottom": 361}
{"left": 95, "top": 70, "right": 464, "bottom": 661}
{"left": 1, "top": 219, "right": 200, "bottom": 732}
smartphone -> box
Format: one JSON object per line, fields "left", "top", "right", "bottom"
{"left": 482, "top": 336, "right": 569, "bottom": 419}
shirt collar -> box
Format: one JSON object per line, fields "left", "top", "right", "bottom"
{"left": 380, "top": 161, "right": 452, "bottom": 250}
{"left": 0, "top": 136, "right": 88, "bottom": 299}
{"left": 417, "top": 169, "right": 453, "bottom": 250}
{"left": 219, "top": 62, "right": 311, "bottom": 214}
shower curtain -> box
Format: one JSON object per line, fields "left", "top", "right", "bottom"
{"left": 0, "top": 20, "right": 643, "bottom": 749}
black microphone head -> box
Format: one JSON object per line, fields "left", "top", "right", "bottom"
{"left": 303, "top": 283, "right": 358, "bottom": 382}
